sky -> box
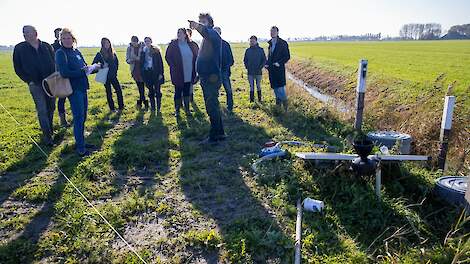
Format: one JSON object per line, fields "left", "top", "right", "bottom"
{"left": 0, "top": 0, "right": 469, "bottom": 46}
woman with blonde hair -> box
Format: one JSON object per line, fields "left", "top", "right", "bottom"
{"left": 126, "top": 36, "right": 146, "bottom": 109}
{"left": 140, "top": 37, "right": 164, "bottom": 113}
{"left": 55, "top": 28, "right": 96, "bottom": 156}
{"left": 93, "top": 37, "right": 124, "bottom": 111}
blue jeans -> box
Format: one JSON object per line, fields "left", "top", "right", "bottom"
{"left": 200, "top": 74, "right": 225, "bottom": 140}
{"left": 248, "top": 75, "right": 262, "bottom": 92}
{"left": 221, "top": 70, "right": 233, "bottom": 112}
{"left": 57, "top": 98, "right": 66, "bottom": 114}
{"left": 273, "top": 86, "right": 287, "bottom": 101}
{"left": 68, "top": 89, "right": 88, "bottom": 153}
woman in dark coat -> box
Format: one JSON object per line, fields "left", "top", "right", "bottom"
{"left": 92, "top": 37, "right": 124, "bottom": 111}
{"left": 266, "top": 26, "right": 290, "bottom": 111}
{"left": 140, "top": 37, "right": 164, "bottom": 113}
{"left": 165, "top": 28, "right": 199, "bottom": 117}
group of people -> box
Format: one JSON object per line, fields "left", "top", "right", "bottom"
{"left": 12, "top": 13, "right": 291, "bottom": 156}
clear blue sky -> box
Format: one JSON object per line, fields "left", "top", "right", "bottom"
{"left": 0, "top": 0, "right": 469, "bottom": 46}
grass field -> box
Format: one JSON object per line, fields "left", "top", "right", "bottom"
{"left": 286, "top": 40, "right": 470, "bottom": 169}
{"left": 0, "top": 43, "right": 469, "bottom": 263}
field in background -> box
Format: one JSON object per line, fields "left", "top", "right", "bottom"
{"left": 0, "top": 44, "right": 468, "bottom": 263}
{"left": 286, "top": 40, "right": 470, "bottom": 171}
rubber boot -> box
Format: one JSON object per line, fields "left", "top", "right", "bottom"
{"left": 183, "top": 96, "right": 191, "bottom": 116}
{"left": 190, "top": 93, "right": 194, "bottom": 103}
{"left": 136, "top": 100, "right": 142, "bottom": 110}
{"left": 143, "top": 100, "right": 149, "bottom": 111}
{"left": 59, "top": 112, "right": 68, "bottom": 127}
{"left": 257, "top": 90, "right": 262, "bottom": 102}
{"left": 174, "top": 98, "right": 181, "bottom": 117}
{"left": 250, "top": 91, "right": 254, "bottom": 102}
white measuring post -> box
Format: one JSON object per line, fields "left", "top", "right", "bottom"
{"left": 354, "top": 59, "right": 368, "bottom": 130}
{"left": 438, "top": 96, "right": 456, "bottom": 170}
{"left": 375, "top": 163, "right": 382, "bottom": 199}
{"left": 294, "top": 199, "right": 303, "bottom": 264}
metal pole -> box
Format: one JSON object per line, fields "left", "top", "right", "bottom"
{"left": 294, "top": 199, "right": 302, "bottom": 264}
{"left": 438, "top": 96, "right": 456, "bottom": 171}
{"left": 375, "top": 164, "right": 381, "bottom": 199}
{"left": 354, "top": 59, "right": 368, "bottom": 131}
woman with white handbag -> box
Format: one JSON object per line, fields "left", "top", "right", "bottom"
{"left": 92, "top": 38, "right": 124, "bottom": 112}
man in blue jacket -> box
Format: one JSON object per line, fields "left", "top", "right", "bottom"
{"left": 189, "top": 13, "right": 226, "bottom": 145}
{"left": 13, "top": 25, "right": 56, "bottom": 145}
{"left": 214, "top": 27, "right": 234, "bottom": 113}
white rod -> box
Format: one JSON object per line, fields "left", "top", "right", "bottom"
{"left": 294, "top": 199, "right": 302, "bottom": 264}
{"left": 375, "top": 165, "right": 382, "bottom": 199}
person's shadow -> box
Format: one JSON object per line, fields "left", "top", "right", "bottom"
{"left": 0, "top": 112, "right": 122, "bottom": 264}
{"left": 110, "top": 110, "right": 170, "bottom": 196}
{"left": 177, "top": 109, "right": 294, "bottom": 263}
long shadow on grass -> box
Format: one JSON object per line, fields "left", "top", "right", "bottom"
{"left": 111, "top": 111, "right": 170, "bottom": 196}
{"left": 0, "top": 112, "right": 122, "bottom": 263}
{"left": 0, "top": 129, "right": 66, "bottom": 207}
{"left": 177, "top": 110, "right": 293, "bottom": 262}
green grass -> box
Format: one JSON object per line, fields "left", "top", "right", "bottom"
{"left": 289, "top": 40, "right": 470, "bottom": 96}
{"left": 0, "top": 44, "right": 468, "bottom": 263}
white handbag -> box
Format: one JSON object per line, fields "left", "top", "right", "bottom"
{"left": 95, "top": 53, "right": 110, "bottom": 84}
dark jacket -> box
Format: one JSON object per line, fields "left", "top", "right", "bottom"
{"left": 196, "top": 25, "right": 222, "bottom": 78}
{"left": 52, "top": 40, "right": 61, "bottom": 52}
{"left": 92, "top": 52, "right": 119, "bottom": 80}
{"left": 221, "top": 39, "right": 234, "bottom": 74}
{"left": 55, "top": 47, "right": 89, "bottom": 92}
{"left": 140, "top": 47, "right": 165, "bottom": 86}
{"left": 266, "top": 37, "right": 290, "bottom": 88}
{"left": 13, "top": 40, "right": 55, "bottom": 85}
{"left": 165, "top": 40, "right": 199, "bottom": 87}
{"left": 243, "top": 44, "right": 266, "bottom": 76}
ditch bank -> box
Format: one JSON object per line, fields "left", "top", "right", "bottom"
{"left": 286, "top": 59, "right": 469, "bottom": 173}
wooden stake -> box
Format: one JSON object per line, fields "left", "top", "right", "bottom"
{"left": 438, "top": 96, "right": 456, "bottom": 170}
{"left": 354, "top": 59, "right": 368, "bottom": 130}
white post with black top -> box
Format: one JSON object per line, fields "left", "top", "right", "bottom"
{"left": 438, "top": 96, "right": 456, "bottom": 171}
{"left": 354, "top": 59, "right": 368, "bottom": 131}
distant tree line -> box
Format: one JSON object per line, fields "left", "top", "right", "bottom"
{"left": 443, "top": 24, "right": 470, "bottom": 39}
{"left": 314, "top": 33, "right": 381, "bottom": 41}
{"left": 399, "top": 23, "right": 442, "bottom": 40}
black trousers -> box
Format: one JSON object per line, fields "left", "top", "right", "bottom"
{"left": 174, "top": 82, "right": 191, "bottom": 100}
{"left": 104, "top": 76, "right": 124, "bottom": 110}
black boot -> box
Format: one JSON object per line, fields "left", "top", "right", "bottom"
{"left": 174, "top": 98, "right": 181, "bottom": 117}
{"left": 143, "top": 100, "right": 149, "bottom": 111}
{"left": 156, "top": 96, "right": 162, "bottom": 113}
{"left": 276, "top": 98, "right": 281, "bottom": 106}
{"left": 190, "top": 94, "right": 194, "bottom": 103}
{"left": 257, "top": 90, "right": 262, "bottom": 102}
{"left": 250, "top": 91, "right": 254, "bottom": 102}
{"left": 183, "top": 96, "right": 191, "bottom": 116}
{"left": 149, "top": 97, "right": 156, "bottom": 112}
{"left": 59, "top": 112, "right": 68, "bottom": 127}
{"left": 136, "top": 100, "right": 142, "bottom": 110}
